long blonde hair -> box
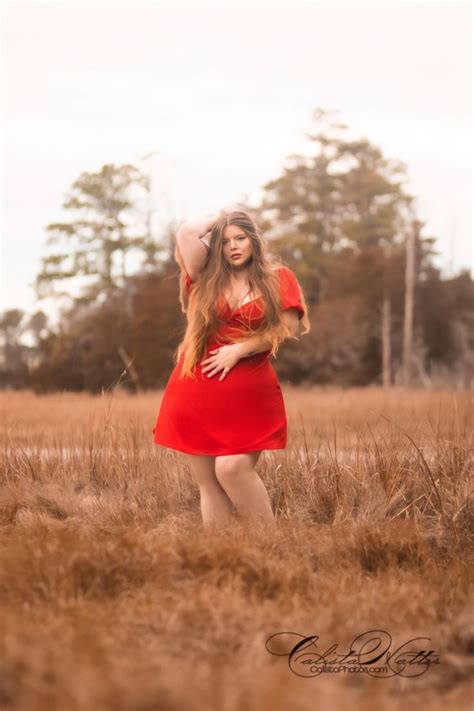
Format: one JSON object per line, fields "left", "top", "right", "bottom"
{"left": 173, "top": 209, "right": 310, "bottom": 380}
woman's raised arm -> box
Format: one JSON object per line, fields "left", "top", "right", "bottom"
{"left": 176, "top": 213, "right": 219, "bottom": 280}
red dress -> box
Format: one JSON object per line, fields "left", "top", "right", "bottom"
{"left": 151, "top": 265, "right": 305, "bottom": 456}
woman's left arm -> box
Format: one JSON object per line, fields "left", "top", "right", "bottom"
{"left": 201, "top": 311, "right": 301, "bottom": 379}
{"left": 237, "top": 310, "right": 301, "bottom": 358}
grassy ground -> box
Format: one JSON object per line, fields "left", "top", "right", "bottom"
{"left": 0, "top": 386, "right": 473, "bottom": 711}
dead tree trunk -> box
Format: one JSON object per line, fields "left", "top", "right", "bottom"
{"left": 382, "top": 290, "right": 392, "bottom": 387}
{"left": 403, "top": 220, "right": 417, "bottom": 386}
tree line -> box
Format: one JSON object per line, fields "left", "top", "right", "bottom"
{"left": 2, "top": 108, "right": 473, "bottom": 392}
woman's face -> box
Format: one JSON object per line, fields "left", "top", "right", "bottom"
{"left": 222, "top": 224, "right": 252, "bottom": 269}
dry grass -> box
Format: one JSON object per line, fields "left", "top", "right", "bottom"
{"left": 0, "top": 386, "right": 473, "bottom": 711}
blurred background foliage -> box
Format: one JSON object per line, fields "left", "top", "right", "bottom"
{"left": 2, "top": 109, "right": 473, "bottom": 392}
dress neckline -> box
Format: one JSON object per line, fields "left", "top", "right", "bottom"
{"left": 223, "top": 294, "right": 263, "bottom": 315}
{"left": 222, "top": 266, "right": 282, "bottom": 313}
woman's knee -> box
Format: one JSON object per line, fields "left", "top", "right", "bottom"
{"left": 215, "top": 452, "right": 259, "bottom": 487}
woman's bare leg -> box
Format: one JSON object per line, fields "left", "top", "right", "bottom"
{"left": 214, "top": 451, "right": 275, "bottom": 527}
{"left": 180, "top": 453, "right": 234, "bottom": 526}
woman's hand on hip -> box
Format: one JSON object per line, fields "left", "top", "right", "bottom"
{"left": 200, "top": 344, "right": 243, "bottom": 381}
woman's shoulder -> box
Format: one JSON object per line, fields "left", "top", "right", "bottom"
{"left": 271, "top": 264, "right": 302, "bottom": 295}
{"left": 269, "top": 263, "right": 294, "bottom": 280}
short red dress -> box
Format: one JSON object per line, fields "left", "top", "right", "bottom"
{"left": 151, "top": 265, "right": 305, "bottom": 456}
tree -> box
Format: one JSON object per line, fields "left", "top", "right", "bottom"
{"left": 0, "top": 309, "right": 31, "bottom": 388}
{"left": 35, "top": 163, "right": 165, "bottom": 305}
{"left": 257, "top": 107, "right": 435, "bottom": 385}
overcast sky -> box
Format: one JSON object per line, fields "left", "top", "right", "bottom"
{"left": 1, "top": 0, "right": 472, "bottom": 317}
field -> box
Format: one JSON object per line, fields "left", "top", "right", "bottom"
{"left": 0, "top": 386, "right": 473, "bottom": 711}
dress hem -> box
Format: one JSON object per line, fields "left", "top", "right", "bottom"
{"left": 153, "top": 440, "right": 287, "bottom": 456}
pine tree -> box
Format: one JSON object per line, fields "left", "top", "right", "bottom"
{"left": 35, "top": 163, "right": 164, "bottom": 305}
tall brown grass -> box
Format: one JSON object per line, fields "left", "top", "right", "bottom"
{"left": 0, "top": 386, "right": 472, "bottom": 710}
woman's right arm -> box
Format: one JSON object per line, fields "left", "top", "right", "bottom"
{"left": 176, "top": 213, "right": 219, "bottom": 280}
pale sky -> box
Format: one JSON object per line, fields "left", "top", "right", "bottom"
{"left": 1, "top": 0, "right": 472, "bottom": 318}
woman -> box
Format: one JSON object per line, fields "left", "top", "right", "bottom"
{"left": 152, "top": 208, "right": 310, "bottom": 528}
